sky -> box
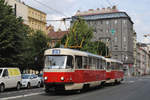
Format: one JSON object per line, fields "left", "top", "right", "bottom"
{"left": 22, "top": 0, "right": 150, "bottom": 43}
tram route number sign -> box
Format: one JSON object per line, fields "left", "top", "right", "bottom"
{"left": 52, "top": 49, "right": 60, "bottom": 54}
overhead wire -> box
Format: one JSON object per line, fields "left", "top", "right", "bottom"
{"left": 31, "top": 0, "right": 67, "bottom": 17}
{"left": 106, "top": 0, "right": 113, "bottom": 7}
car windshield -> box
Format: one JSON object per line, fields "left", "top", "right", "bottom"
{"left": 0, "top": 69, "right": 2, "bottom": 76}
{"left": 38, "top": 74, "right": 43, "bottom": 77}
{"left": 22, "top": 74, "right": 30, "bottom": 79}
{"left": 45, "top": 55, "right": 74, "bottom": 69}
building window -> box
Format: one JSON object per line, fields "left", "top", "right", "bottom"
{"left": 100, "top": 29, "right": 103, "bottom": 32}
{"left": 106, "top": 30, "right": 109, "bottom": 33}
{"left": 124, "top": 45, "right": 127, "bottom": 50}
{"left": 123, "top": 20, "right": 126, "bottom": 24}
{"left": 106, "top": 21, "right": 109, "bottom": 25}
{"left": 114, "top": 37, "right": 117, "bottom": 42}
{"left": 124, "top": 37, "right": 126, "bottom": 42}
{"left": 115, "top": 20, "right": 117, "bottom": 24}
{"left": 101, "top": 21, "right": 103, "bottom": 24}
{"left": 114, "top": 55, "right": 118, "bottom": 59}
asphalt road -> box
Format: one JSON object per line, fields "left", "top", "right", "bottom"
{"left": 1, "top": 76, "right": 150, "bottom": 100}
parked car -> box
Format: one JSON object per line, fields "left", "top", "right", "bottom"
{"left": 0, "top": 68, "right": 22, "bottom": 92}
{"left": 37, "top": 73, "right": 44, "bottom": 87}
{"left": 21, "top": 74, "right": 41, "bottom": 88}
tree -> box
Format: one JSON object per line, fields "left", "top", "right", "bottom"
{"left": 28, "top": 30, "right": 51, "bottom": 72}
{"left": 65, "top": 18, "right": 93, "bottom": 48}
{"left": 0, "top": 0, "right": 29, "bottom": 68}
{"left": 57, "top": 18, "right": 109, "bottom": 56}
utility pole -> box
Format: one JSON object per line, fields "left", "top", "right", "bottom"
{"left": 99, "top": 37, "right": 111, "bottom": 57}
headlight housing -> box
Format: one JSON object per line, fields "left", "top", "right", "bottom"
{"left": 44, "top": 76, "right": 48, "bottom": 80}
{"left": 60, "top": 76, "right": 64, "bottom": 81}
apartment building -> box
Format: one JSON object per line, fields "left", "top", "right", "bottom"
{"left": 72, "top": 6, "right": 134, "bottom": 75}
{"left": 5, "top": 0, "right": 28, "bottom": 24}
{"left": 136, "top": 43, "right": 150, "bottom": 75}
{"left": 28, "top": 6, "right": 47, "bottom": 34}
{"left": 5, "top": 0, "right": 47, "bottom": 34}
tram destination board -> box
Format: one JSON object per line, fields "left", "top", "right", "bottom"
{"left": 52, "top": 49, "right": 60, "bottom": 55}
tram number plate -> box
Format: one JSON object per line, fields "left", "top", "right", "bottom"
{"left": 52, "top": 50, "right": 60, "bottom": 54}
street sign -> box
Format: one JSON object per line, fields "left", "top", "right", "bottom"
{"left": 110, "top": 29, "right": 115, "bottom": 35}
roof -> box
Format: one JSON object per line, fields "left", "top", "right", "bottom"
{"left": 75, "top": 10, "right": 119, "bottom": 16}
{"left": 73, "top": 12, "right": 134, "bottom": 24}
{"left": 47, "top": 31, "right": 68, "bottom": 40}
{"left": 27, "top": 5, "right": 46, "bottom": 15}
{"left": 45, "top": 48, "right": 105, "bottom": 59}
{"left": 105, "top": 58, "right": 123, "bottom": 64}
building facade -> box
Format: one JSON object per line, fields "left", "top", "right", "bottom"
{"left": 5, "top": 0, "right": 28, "bottom": 24}
{"left": 136, "top": 43, "right": 150, "bottom": 75}
{"left": 28, "top": 6, "right": 47, "bottom": 34}
{"left": 5, "top": 0, "right": 47, "bottom": 34}
{"left": 47, "top": 25, "right": 68, "bottom": 48}
{"left": 73, "top": 6, "right": 134, "bottom": 75}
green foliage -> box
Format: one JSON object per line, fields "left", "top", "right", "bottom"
{"left": 26, "top": 30, "right": 51, "bottom": 71}
{"left": 57, "top": 17, "right": 109, "bottom": 56}
{"left": 0, "top": 0, "right": 50, "bottom": 71}
{"left": 67, "top": 18, "right": 93, "bottom": 47}
{"left": 0, "top": 0, "right": 28, "bottom": 67}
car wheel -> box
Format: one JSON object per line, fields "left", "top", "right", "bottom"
{"left": 37, "top": 82, "right": 41, "bottom": 88}
{"left": 0, "top": 84, "right": 5, "bottom": 92}
{"left": 16, "top": 83, "right": 21, "bottom": 90}
{"left": 27, "top": 83, "right": 31, "bottom": 89}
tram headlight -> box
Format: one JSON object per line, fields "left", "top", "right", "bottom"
{"left": 44, "top": 76, "right": 48, "bottom": 80}
{"left": 60, "top": 76, "right": 64, "bottom": 81}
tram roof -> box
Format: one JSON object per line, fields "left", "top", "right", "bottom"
{"left": 105, "top": 58, "right": 123, "bottom": 64}
{"left": 45, "top": 48, "right": 105, "bottom": 59}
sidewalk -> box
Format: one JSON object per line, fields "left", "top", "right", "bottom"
{"left": 124, "top": 75, "right": 150, "bottom": 81}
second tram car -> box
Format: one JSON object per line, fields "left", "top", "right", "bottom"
{"left": 105, "top": 58, "right": 124, "bottom": 84}
{"left": 43, "top": 48, "right": 107, "bottom": 92}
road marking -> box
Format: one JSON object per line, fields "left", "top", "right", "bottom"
{"left": 128, "top": 81, "right": 135, "bottom": 83}
{"left": 0, "top": 92, "right": 44, "bottom": 100}
{"left": 138, "top": 79, "right": 143, "bottom": 81}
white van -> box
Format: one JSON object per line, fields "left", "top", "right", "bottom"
{"left": 0, "top": 68, "right": 22, "bottom": 92}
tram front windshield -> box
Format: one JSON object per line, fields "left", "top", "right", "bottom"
{"left": 45, "top": 55, "right": 73, "bottom": 69}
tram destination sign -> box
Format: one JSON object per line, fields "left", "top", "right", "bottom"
{"left": 52, "top": 49, "right": 60, "bottom": 54}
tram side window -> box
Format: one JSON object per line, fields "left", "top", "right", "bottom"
{"left": 92, "top": 57, "right": 96, "bottom": 69}
{"left": 107, "top": 62, "right": 111, "bottom": 70}
{"left": 97, "top": 59, "right": 100, "bottom": 69}
{"left": 111, "top": 62, "right": 115, "bottom": 70}
{"left": 99, "top": 59, "right": 102, "bottom": 69}
{"left": 83, "top": 57, "right": 88, "bottom": 69}
{"left": 102, "top": 60, "right": 106, "bottom": 69}
{"left": 75, "top": 56, "right": 82, "bottom": 69}
{"left": 89, "top": 57, "right": 92, "bottom": 69}
{"left": 101, "top": 60, "right": 103, "bottom": 69}
{"left": 116, "top": 63, "right": 119, "bottom": 70}
{"left": 118, "top": 63, "right": 122, "bottom": 70}
{"left": 66, "top": 56, "right": 73, "bottom": 69}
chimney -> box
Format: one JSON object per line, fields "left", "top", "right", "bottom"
{"left": 101, "top": 8, "right": 106, "bottom": 13}
{"left": 107, "top": 7, "right": 111, "bottom": 10}
{"left": 96, "top": 8, "right": 100, "bottom": 10}
{"left": 77, "top": 10, "right": 80, "bottom": 12}
{"left": 88, "top": 9, "right": 94, "bottom": 11}
{"left": 112, "top": 5, "right": 117, "bottom": 10}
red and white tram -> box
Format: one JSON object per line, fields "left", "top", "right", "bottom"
{"left": 43, "top": 48, "right": 107, "bottom": 92}
{"left": 105, "top": 58, "right": 124, "bottom": 84}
